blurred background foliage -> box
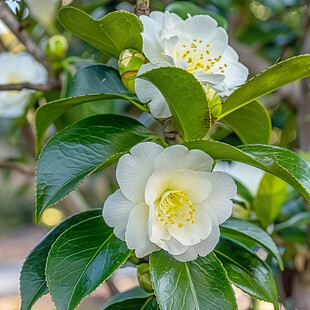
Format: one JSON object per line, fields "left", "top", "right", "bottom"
{"left": 0, "top": 0, "right": 309, "bottom": 309}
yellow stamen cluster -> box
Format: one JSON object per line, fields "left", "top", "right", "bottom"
{"left": 156, "top": 190, "right": 196, "bottom": 228}
{"left": 179, "top": 39, "right": 227, "bottom": 75}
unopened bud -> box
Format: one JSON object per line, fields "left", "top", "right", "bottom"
{"left": 137, "top": 263, "right": 153, "bottom": 293}
{"left": 45, "top": 35, "right": 68, "bottom": 61}
{"left": 204, "top": 85, "right": 222, "bottom": 119}
{"left": 118, "top": 49, "right": 146, "bottom": 94}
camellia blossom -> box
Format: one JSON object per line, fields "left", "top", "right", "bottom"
{"left": 135, "top": 11, "right": 249, "bottom": 118}
{"left": 0, "top": 52, "right": 48, "bottom": 118}
{"left": 103, "top": 142, "right": 237, "bottom": 262}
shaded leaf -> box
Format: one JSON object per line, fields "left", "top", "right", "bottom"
{"left": 36, "top": 114, "right": 164, "bottom": 222}
{"left": 35, "top": 64, "right": 144, "bottom": 152}
{"left": 220, "top": 101, "right": 271, "bottom": 144}
{"left": 46, "top": 215, "right": 131, "bottom": 310}
{"left": 215, "top": 237, "right": 278, "bottom": 309}
{"left": 20, "top": 210, "right": 101, "bottom": 310}
{"left": 221, "top": 217, "right": 283, "bottom": 269}
{"left": 275, "top": 211, "right": 310, "bottom": 231}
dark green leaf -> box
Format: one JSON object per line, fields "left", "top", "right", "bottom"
{"left": 275, "top": 211, "right": 310, "bottom": 231}
{"left": 220, "top": 101, "right": 271, "bottom": 144}
{"left": 165, "top": 1, "right": 228, "bottom": 29}
{"left": 58, "top": 8, "right": 143, "bottom": 58}
{"left": 36, "top": 114, "right": 164, "bottom": 222}
{"left": 215, "top": 237, "right": 278, "bottom": 308}
{"left": 139, "top": 67, "right": 210, "bottom": 140}
{"left": 103, "top": 287, "right": 158, "bottom": 310}
{"left": 35, "top": 64, "right": 144, "bottom": 152}
{"left": 219, "top": 55, "right": 310, "bottom": 119}
{"left": 221, "top": 217, "right": 283, "bottom": 270}
{"left": 150, "top": 251, "right": 237, "bottom": 310}
{"left": 20, "top": 210, "right": 101, "bottom": 310}
{"left": 234, "top": 179, "right": 254, "bottom": 204}
{"left": 46, "top": 215, "right": 131, "bottom": 310}
{"left": 253, "top": 173, "right": 287, "bottom": 228}
{"left": 184, "top": 140, "right": 310, "bottom": 204}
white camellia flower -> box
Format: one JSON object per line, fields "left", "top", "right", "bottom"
{"left": 0, "top": 52, "right": 48, "bottom": 118}
{"left": 135, "top": 11, "right": 249, "bottom": 118}
{"left": 103, "top": 142, "right": 237, "bottom": 262}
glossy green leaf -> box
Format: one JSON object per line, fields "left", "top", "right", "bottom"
{"left": 35, "top": 64, "right": 144, "bottom": 152}
{"left": 46, "top": 215, "right": 131, "bottom": 310}
{"left": 221, "top": 217, "right": 283, "bottom": 270}
{"left": 234, "top": 179, "right": 254, "bottom": 204}
{"left": 36, "top": 114, "right": 164, "bottom": 222}
{"left": 165, "top": 1, "right": 228, "bottom": 29}
{"left": 220, "top": 101, "right": 271, "bottom": 144}
{"left": 103, "top": 287, "right": 158, "bottom": 310}
{"left": 150, "top": 251, "right": 237, "bottom": 310}
{"left": 183, "top": 140, "right": 310, "bottom": 204}
{"left": 275, "top": 211, "right": 310, "bottom": 231}
{"left": 58, "top": 7, "right": 143, "bottom": 58}
{"left": 139, "top": 67, "right": 210, "bottom": 140}
{"left": 215, "top": 237, "right": 278, "bottom": 309}
{"left": 20, "top": 210, "right": 101, "bottom": 310}
{"left": 219, "top": 54, "right": 310, "bottom": 119}
{"left": 253, "top": 173, "right": 287, "bottom": 228}
{"left": 103, "top": 287, "right": 152, "bottom": 309}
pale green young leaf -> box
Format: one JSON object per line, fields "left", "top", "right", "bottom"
{"left": 253, "top": 173, "right": 288, "bottom": 227}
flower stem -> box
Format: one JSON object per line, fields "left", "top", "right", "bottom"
{"left": 134, "top": 0, "right": 150, "bottom": 16}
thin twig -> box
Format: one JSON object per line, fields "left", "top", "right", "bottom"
{"left": 0, "top": 160, "right": 34, "bottom": 176}
{"left": 134, "top": 0, "right": 150, "bottom": 16}
{"left": 0, "top": 79, "right": 61, "bottom": 91}
{"left": 0, "top": 2, "right": 47, "bottom": 67}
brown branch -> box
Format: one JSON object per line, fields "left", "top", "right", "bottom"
{"left": 134, "top": 0, "right": 150, "bottom": 16}
{"left": 0, "top": 160, "right": 34, "bottom": 176}
{"left": 0, "top": 79, "right": 61, "bottom": 91}
{"left": 0, "top": 2, "right": 47, "bottom": 67}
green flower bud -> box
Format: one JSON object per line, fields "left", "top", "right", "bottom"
{"left": 137, "top": 263, "right": 153, "bottom": 293}
{"left": 204, "top": 85, "right": 222, "bottom": 119}
{"left": 118, "top": 49, "right": 146, "bottom": 94}
{"left": 45, "top": 35, "right": 68, "bottom": 61}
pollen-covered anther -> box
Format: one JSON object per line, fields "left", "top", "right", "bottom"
{"left": 156, "top": 190, "right": 196, "bottom": 228}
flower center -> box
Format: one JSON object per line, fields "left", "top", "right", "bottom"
{"left": 156, "top": 190, "right": 196, "bottom": 228}
{"left": 178, "top": 38, "right": 227, "bottom": 75}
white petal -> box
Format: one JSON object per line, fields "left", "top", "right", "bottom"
{"left": 103, "top": 189, "right": 135, "bottom": 240}
{"left": 168, "top": 169, "right": 212, "bottom": 203}
{"left": 0, "top": 90, "right": 32, "bottom": 118}
{"left": 154, "top": 145, "right": 213, "bottom": 172}
{"left": 195, "top": 72, "right": 225, "bottom": 84}
{"left": 172, "top": 246, "right": 198, "bottom": 262}
{"left": 161, "top": 236, "right": 188, "bottom": 255}
{"left": 141, "top": 34, "right": 168, "bottom": 64}
{"left": 135, "top": 63, "right": 172, "bottom": 119}
{"left": 161, "top": 11, "right": 183, "bottom": 39}
{"left": 207, "top": 171, "right": 237, "bottom": 200}
{"left": 173, "top": 15, "right": 218, "bottom": 41}
{"left": 125, "top": 202, "right": 159, "bottom": 257}
{"left": 116, "top": 142, "right": 163, "bottom": 203}
{"left": 140, "top": 12, "right": 163, "bottom": 39}
{"left": 173, "top": 209, "right": 220, "bottom": 261}
{"left": 168, "top": 208, "right": 212, "bottom": 246}
{"left": 207, "top": 27, "right": 228, "bottom": 58}
{"left": 205, "top": 198, "right": 233, "bottom": 224}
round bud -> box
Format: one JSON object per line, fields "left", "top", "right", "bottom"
{"left": 204, "top": 85, "right": 222, "bottom": 119}
{"left": 118, "top": 49, "right": 146, "bottom": 94}
{"left": 45, "top": 35, "right": 68, "bottom": 61}
{"left": 137, "top": 263, "right": 153, "bottom": 293}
